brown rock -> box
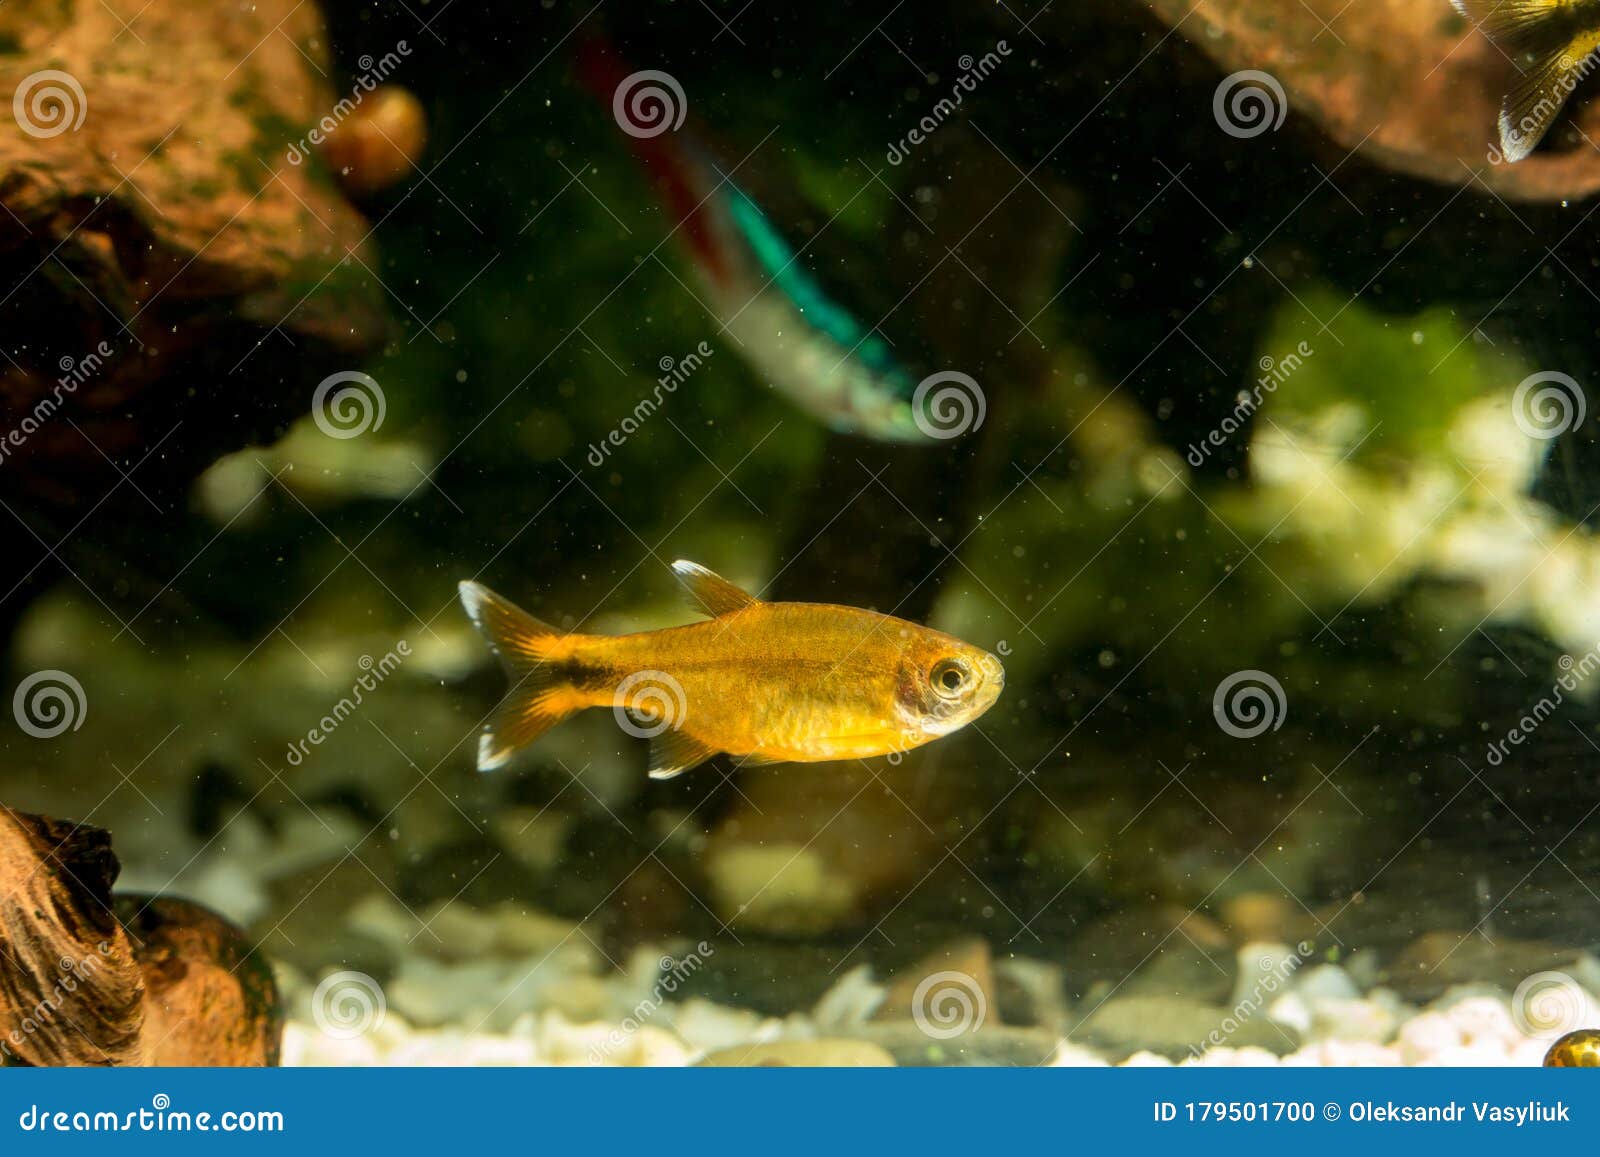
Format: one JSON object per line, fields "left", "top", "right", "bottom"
{"left": 855, "top": 1021, "right": 1061, "bottom": 1067}
{"left": 1385, "top": 931, "right": 1600, "bottom": 1002}
{"left": 698, "top": 1039, "right": 896, "bottom": 1067}
{"left": 876, "top": 936, "right": 998, "bottom": 1033}
{"left": 1072, "top": 994, "right": 1300, "bottom": 1059}
{"left": 318, "top": 87, "right": 428, "bottom": 199}
{"left": 1220, "top": 891, "right": 1310, "bottom": 946}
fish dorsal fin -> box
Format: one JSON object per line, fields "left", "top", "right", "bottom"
{"left": 648, "top": 729, "right": 717, "bottom": 780}
{"left": 671, "top": 560, "right": 759, "bottom": 618}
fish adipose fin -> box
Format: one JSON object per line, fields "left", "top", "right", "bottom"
{"left": 1454, "top": 0, "right": 1600, "bottom": 161}
{"left": 671, "top": 560, "right": 759, "bottom": 618}
{"left": 648, "top": 729, "right": 718, "bottom": 780}
{"left": 458, "top": 580, "right": 578, "bottom": 772}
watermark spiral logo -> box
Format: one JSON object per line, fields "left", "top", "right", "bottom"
{"left": 912, "top": 371, "right": 986, "bottom": 440}
{"left": 311, "top": 970, "right": 386, "bottom": 1039}
{"left": 1512, "top": 371, "right": 1585, "bottom": 441}
{"left": 13, "top": 70, "right": 87, "bottom": 139}
{"left": 1512, "top": 971, "right": 1589, "bottom": 1039}
{"left": 612, "top": 70, "right": 687, "bottom": 139}
{"left": 911, "top": 970, "right": 987, "bottom": 1039}
{"left": 614, "top": 670, "right": 688, "bottom": 738}
{"left": 13, "top": 670, "right": 86, "bottom": 739}
{"left": 311, "top": 371, "right": 386, "bottom": 440}
{"left": 1213, "top": 70, "right": 1287, "bottom": 139}
{"left": 1212, "top": 669, "right": 1286, "bottom": 738}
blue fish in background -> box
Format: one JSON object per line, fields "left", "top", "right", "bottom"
{"left": 578, "top": 38, "right": 930, "bottom": 442}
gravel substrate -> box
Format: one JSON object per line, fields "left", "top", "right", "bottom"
{"left": 275, "top": 902, "right": 1599, "bottom": 1067}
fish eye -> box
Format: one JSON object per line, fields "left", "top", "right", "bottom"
{"left": 931, "top": 659, "right": 969, "bottom": 698}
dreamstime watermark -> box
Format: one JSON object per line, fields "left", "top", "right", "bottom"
{"left": 286, "top": 43, "right": 412, "bottom": 166}
{"left": 1511, "top": 370, "right": 1585, "bottom": 441}
{"left": 16, "top": 1095, "right": 283, "bottom": 1133}
{"left": 0, "top": 342, "right": 117, "bottom": 468}
{"left": 13, "top": 670, "right": 86, "bottom": 739}
{"left": 612, "top": 70, "right": 687, "bottom": 139}
{"left": 912, "top": 371, "right": 985, "bottom": 439}
{"left": 1490, "top": 52, "right": 1600, "bottom": 164}
{"left": 311, "top": 970, "right": 387, "bottom": 1039}
{"left": 1485, "top": 644, "right": 1600, "bottom": 766}
{"left": 614, "top": 670, "right": 688, "bottom": 739}
{"left": 311, "top": 370, "right": 387, "bottom": 439}
{"left": 1190, "top": 940, "right": 1315, "bottom": 1057}
{"left": 13, "top": 70, "right": 87, "bottom": 139}
{"left": 586, "top": 341, "right": 713, "bottom": 467}
{"left": 285, "top": 644, "right": 410, "bottom": 766}
{"left": 588, "top": 943, "right": 715, "bottom": 1062}
{"left": 1186, "top": 341, "right": 1314, "bottom": 467}
{"left": 0, "top": 943, "right": 114, "bottom": 1062}
{"left": 1512, "top": 971, "right": 1594, "bottom": 1040}
{"left": 1213, "top": 669, "right": 1286, "bottom": 738}
{"left": 885, "top": 41, "right": 1011, "bottom": 165}
{"left": 911, "top": 969, "right": 987, "bottom": 1039}
{"left": 1213, "top": 70, "right": 1287, "bottom": 139}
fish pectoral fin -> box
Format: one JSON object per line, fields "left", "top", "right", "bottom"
{"left": 647, "top": 728, "right": 719, "bottom": 780}
{"left": 671, "top": 560, "right": 760, "bottom": 618}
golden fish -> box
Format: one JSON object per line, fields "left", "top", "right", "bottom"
{"left": 458, "top": 560, "right": 1004, "bottom": 778}
{"left": 1454, "top": 0, "right": 1600, "bottom": 162}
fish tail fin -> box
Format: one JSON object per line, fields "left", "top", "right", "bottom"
{"left": 1453, "top": 0, "right": 1567, "bottom": 47}
{"left": 458, "top": 580, "right": 583, "bottom": 771}
{"left": 1500, "top": 36, "right": 1593, "bottom": 162}
{"left": 1455, "top": 0, "right": 1595, "bottom": 162}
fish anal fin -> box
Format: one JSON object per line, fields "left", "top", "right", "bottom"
{"left": 671, "top": 560, "right": 759, "bottom": 618}
{"left": 647, "top": 728, "right": 719, "bottom": 780}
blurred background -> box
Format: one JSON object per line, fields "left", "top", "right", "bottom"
{"left": 3, "top": 0, "right": 1600, "bottom": 1064}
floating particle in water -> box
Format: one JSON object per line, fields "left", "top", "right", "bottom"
{"left": 1544, "top": 1029, "right": 1600, "bottom": 1067}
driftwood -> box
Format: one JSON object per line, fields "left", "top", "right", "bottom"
{"left": 0, "top": 0, "right": 389, "bottom": 620}
{"left": 1139, "top": 0, "right": 1600, "bottom": 203}
{"left": 0, "top": 806, "right": 280, "bottom": 1066}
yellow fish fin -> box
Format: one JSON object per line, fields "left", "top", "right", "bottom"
{"left": 1453, "top": 0, "right": 1569, "bottom": 47}
{"left": 458, "top": 580, "right": 578, "bottom": 771}
{"left": 1499, "top": 38, "right": 1595, "bottom": 162}
{"left": 647, "top": 728, "right": 718, "bottom": 780}
{"left": 671, "top": 559, "right": 760, "bottom": 618}
{"left": 1455, "top": 0, "right": 1600, "bottom": 161}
